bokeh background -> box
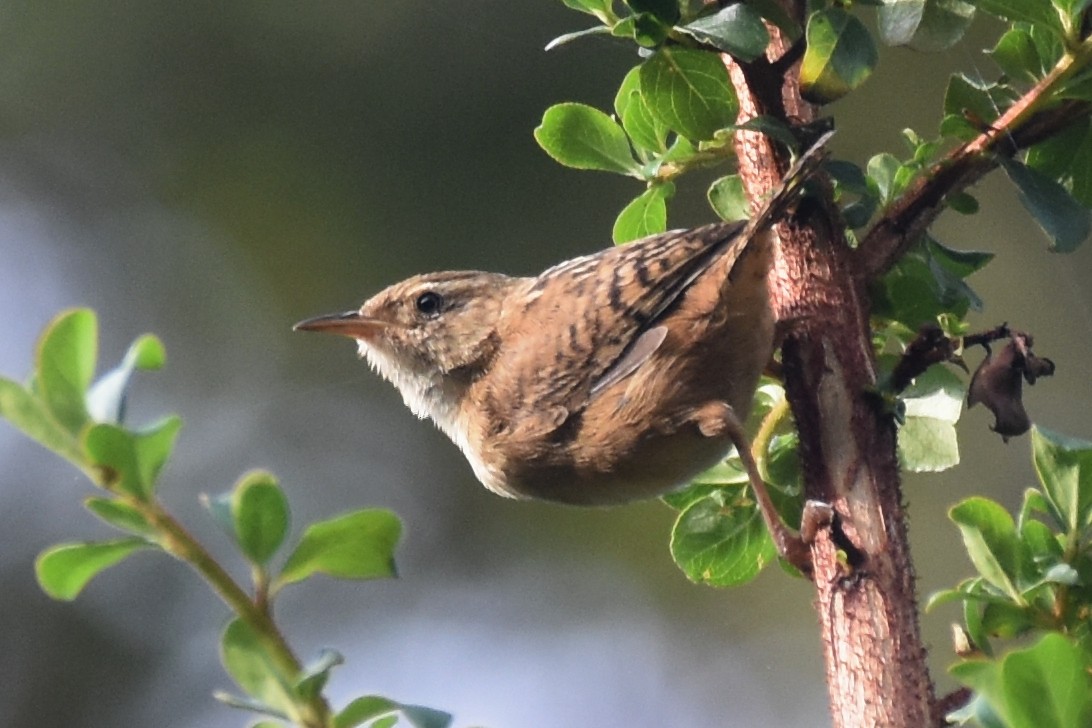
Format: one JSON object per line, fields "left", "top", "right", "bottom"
{"left": 1, "top": 3, "right": 1090, "bottom": 727}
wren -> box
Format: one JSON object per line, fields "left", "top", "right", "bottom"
{"left": 296, "top": 136, "right": 833, "bottom": 567}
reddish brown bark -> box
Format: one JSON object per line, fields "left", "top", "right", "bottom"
{"left": 723, "top": 6, "right": 1090, "bottom": 721}
{"left": 726, "top": 22, "right": 936, "bottom": 727}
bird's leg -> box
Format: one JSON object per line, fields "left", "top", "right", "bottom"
{"left": 693, "top": 401, "right": 833, "bottom": 576}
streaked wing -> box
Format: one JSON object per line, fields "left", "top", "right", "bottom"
{"left": 489, "top": 221, "right": 748, "bottom": 438}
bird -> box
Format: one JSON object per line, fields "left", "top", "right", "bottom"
{"left": 296, "top": 134, "right": 832, "bottom": 565}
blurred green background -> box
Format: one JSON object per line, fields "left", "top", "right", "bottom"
{"left": 1, "top": 3, "right": 1090, "bottom": 727}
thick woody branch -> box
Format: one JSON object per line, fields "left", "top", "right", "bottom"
{"left": 858, "top": 64, "right": 1092, "bottom": 280}
{"left": 726, "top": 22, "right": 936, "bottom": 727}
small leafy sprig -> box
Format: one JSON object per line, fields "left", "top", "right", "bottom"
{"left": 0, "top": 309, "right": 451, "bottom": 728}
{"left": 928, "top": 427, "right": 1092, "bottom": 727}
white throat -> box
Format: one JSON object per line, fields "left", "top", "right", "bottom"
{"left": 357, "top": 341, "right": 510, "bottom": 495}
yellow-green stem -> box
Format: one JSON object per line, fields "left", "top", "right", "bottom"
{"left": 752, "top": 394, "right": 791, "bottom": 482}
{"left": 137, "top": 498, "right": 331, "bottom": 728}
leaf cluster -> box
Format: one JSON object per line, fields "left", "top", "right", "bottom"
{"left": 929, "top": 427, "right": 1092, "bottom": 726}
{"left": 0, "top": 309, "right": 449, "bottom": 728}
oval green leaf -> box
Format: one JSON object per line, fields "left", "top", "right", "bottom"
{"left": 1031, "top": 425, "right": 1092, "bottom": 533}
{"left": 232, "top": 470, "right": 290, "bottom": 566}
{"left": 295, "top": 648, "right": 343, "bottom": 702}
{"left": 974, "top": 0, "right": 1065, "bottom": 33}
{"left": 220, "top": 618, "right": 297, "bottom": 718}
{"left": 336, "top": 696, "right": 401, "bottom": 728}
{"left": 534, "top": 103, "right": 641, "bottom": 175}
{"left": 85, "top": 496, "right": 156, "bottom": 537}
{"left": 877, "top": 0, "right": 975, "bottom": 52}
{"left": 1002, "top": 158, "right": 1090, "bottom": 252}
{"left": 707, "top": 174, "right": 748, "bottom": 221}
{"left": 83, "top": 415, "right": 182, "bottom": 498}
{"left": 615, "top": 69, "right": 670, "bottom": 155}
{"left": 949, "top": 497, "right": 1024, "bottom": 601}
{"left": 561, "top": 0, "right": 614, "bottom": 16}
{"left": 898, "top": 416, "right": 959, "bottom": 472}
{"left": 276, "top": 509, "right": 402, "bottom": 587}
{"left": 991, "top": 28, "right": 1042, "bottom": 84}
{"left": 35, "top": 308, "right": 97, "bottom": 433}
{"left": 952, "top": 633, "right": 1092, "bottom": 728}
{"left": 335, "top": 696, "right": 453, "bottom": 728}
{"left": 613, "top": 183, "right": 672, "bottom": 243}
{"left": 800, "top": 8, "right": 878, "bottom": 105}
{"left": 670, "top": 490, "right": 775, "bottom": 587}
{"left": 0, "top": 376, "right": 83, "bottom": 466}
{"left": 639, "top": 47, "right": 737, "bottom": 142}
{"left": 676, "top": 4, "right": 770, "bottom": 61}
{"left": 36, "top": 538, "right": 151, "bottom": 601}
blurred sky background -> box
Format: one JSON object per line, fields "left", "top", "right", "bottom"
{"left": 1, "top": 3, "right": 1091, "bottom": 727}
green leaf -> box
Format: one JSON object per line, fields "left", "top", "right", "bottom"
{"left": 560, "top": 0, "right": 613, "bottom": 16}
{"left": 615, "top": 68, "right": 669, "bottom": 153}
{"left": 34, "top": 308, "right": 97, "bottom": 433}
{"left": 943, "top": 74, "right": 1012, "bottom": 130}
{"left": 336, "top": 697, "right": 401, "bottom": 728}
{"left": 946, "top": 191, "right": 979, "bottom": 214}
{"left": 534, "top": 103, "right": 641, "bottom": 175}
{"left": 335, "top": 696, "right": 453, "bottom": 728}
{"left": 670, "top": 489, "right": 776, "bottom": 587}
{"left": 928, "top": 237, "right": 994, "bottom": 277}
{"left": 867, "top": 152, "right": 903, "bottom": 204}
{"left": 35, "top": 538, "right": 151, "bottom": 601}
{"left": 877, "top": 0, "right": 975, "bottom": 52}
{"left": 974, "top": 0, "right": 1065, "bottom": 33}
{"left": 220, "top": 619, "right": 297, "bottom": 720}
{"left": 898, "top": 416, "right": 959, "bottom": 472}
{"left": 87, "top": 333, "right": 166, "bottom": 424}
{"left": 951, "top": 634, "right": 1092, "bottom": 728}
{"left": 732, "top": 115, "right": 799, "bottom": 148}
{"left": 1031, "top": 426, "right": 1092, "bottom": 533}
{"left": 631, "top": 12, "right": 670, "bottom": 47}
{"left": 873, "top": 235, "right": 992, "bottom": 329}
{"left": 83, "top": 416, "right": 182, "bottom": 498}
{"left": 295, "top": 649, "right": 343, "bottom": 702}
{"left": 639, "top": 47, "right": 738, "bottom": 142}
{"left": 231, "top": 470, "right": 290, "bottom": 566}
{"left": 1002, "top": 158, "right": 1090, "bottom": 252}
{"left": 394, "top": 705, "right": 454, "bottom": 728}
{"left": 613, "top": 183, "right": 672, "bottom": 243}
{"left": 84, "top": 497, "right": 156, "bottom": 538}
{"left": 625, "top": 0, "right": 678, "bottom": 25}
{"left": 276, "top": 509, "right": 402, "bottom": 588}
{"left": 708, "top": 174, "right": 749, "bottom": 221}
{"left": 800, "top": 8, "right": 878, "bottom": 104}
{"left": 950, "top": 497, "right": 1025, "bottom": 602}
{"left": 897, "top": 365, "right": 965, "bottom": 472}
{"left": 991, "top": 28, "right": 1043, "bottom": 85}
{"left": 1027, "top": 120, "right": 1092, "bottom": 207}
{"left": 676, "top": 4, "right": 770, "bottom": 62}
{"left": 0, "top": 376, "right": 83, "bottom": 466}
{"left": 826, "top": 159, "right": 877, "bottom": 227}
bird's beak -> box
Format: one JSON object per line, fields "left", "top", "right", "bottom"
{"left": 293, "top": 310, "right": 386, "bottom": 340}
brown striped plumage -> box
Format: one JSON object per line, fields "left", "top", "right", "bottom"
{"left": 296, "top": 137, "right": 828, "bottom": 505}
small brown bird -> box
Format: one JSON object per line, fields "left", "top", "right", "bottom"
{"left": 297, "top": 136, "right": 831, "bottom": 562}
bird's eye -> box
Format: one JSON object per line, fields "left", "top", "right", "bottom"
{"left": 414, "top": 290, "right": 444, "bottom": 318}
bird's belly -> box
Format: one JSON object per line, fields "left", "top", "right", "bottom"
{"left": 498, "top": 425, "right": 734, "bottom": 505}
